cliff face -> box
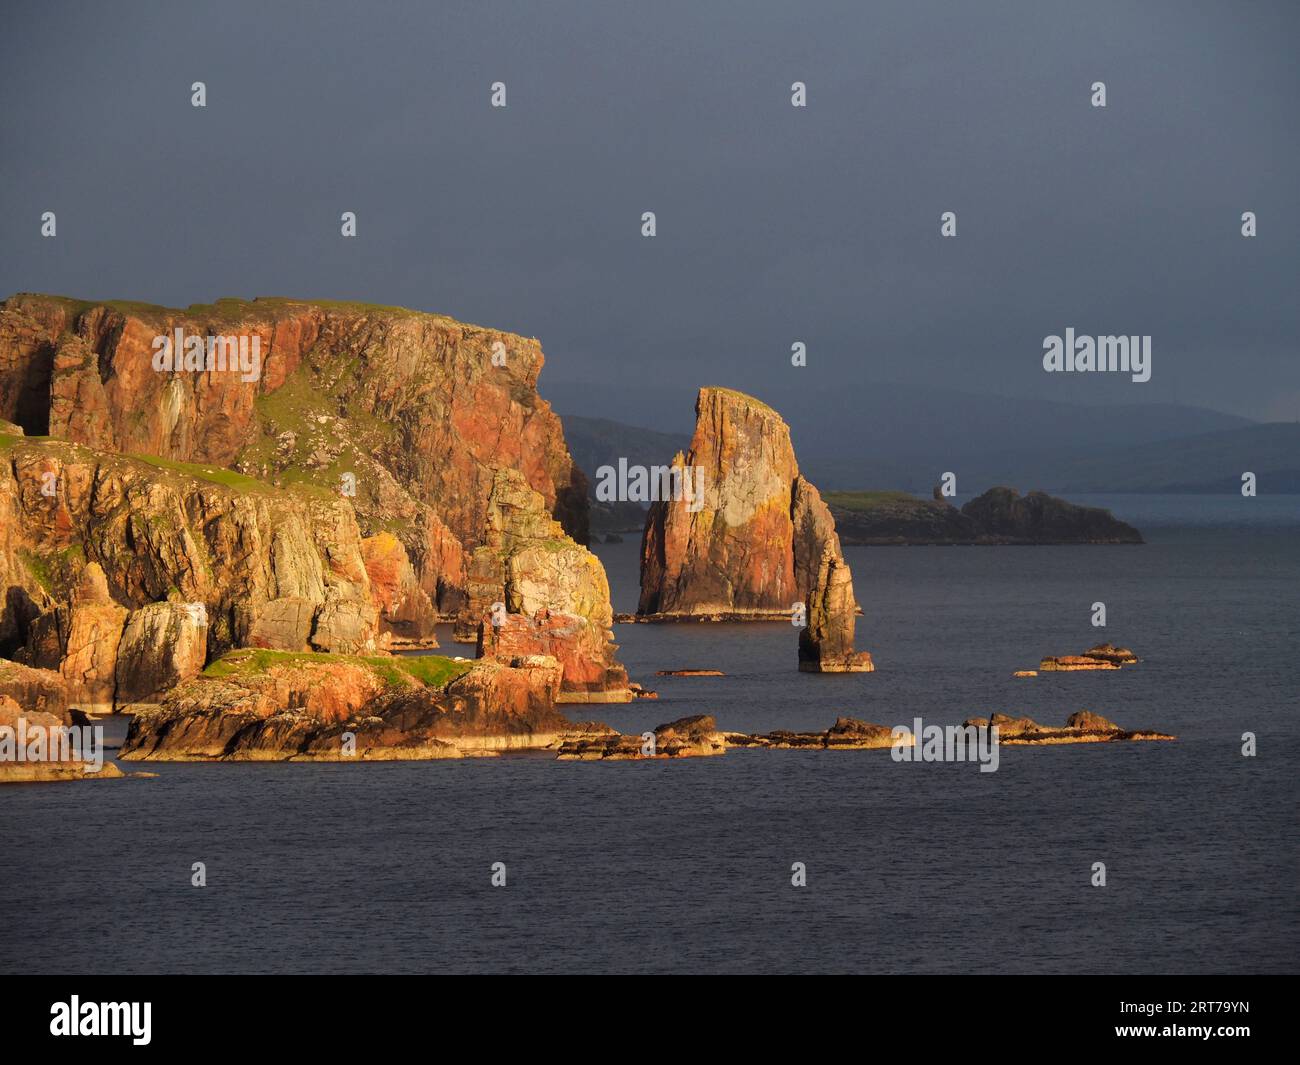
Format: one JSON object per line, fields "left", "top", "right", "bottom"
{"left": 1, "top": 435, "right": 382, "bottom": 708}
{"left": 0, "top": 294, "right": 589, "bottom": 610}
{"left": 464, "top": 469, "right": 629, "bottom": 701}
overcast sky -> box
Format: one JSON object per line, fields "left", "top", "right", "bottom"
{"left": 2, "top": 0, "right": 1296, "bottom": 429}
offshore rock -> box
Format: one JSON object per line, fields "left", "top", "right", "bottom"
{"left": 799, "top": 545, "right": 874, "bottom": 673}
{"left": 1039, "top": 656, "right": 1121, "bottom": 672}
{"left": 555, "top": 714, "right": 727, "bottom": 760}
{"left": 1081, "top": 643, "right": 1139, "bottom": 665}
{"left": 639, "top": 388, "right": 802, "bottom": 617}
{"left": 0, "top": 698, "right": 124, "bottom": 782}
{"left": 827, "top": 487, "right": 1143, "bottom": 545}
{"left": 725, "top": 717, "right": 899, "bottom": 750}
{"left": 962, "top": 711, "right": 1173, "bottom": 744}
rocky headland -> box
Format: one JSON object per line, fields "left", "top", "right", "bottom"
{"left": 0, "top": 294, "right": 632, "bottom": 721}
{"left": 0, "top": 294, "right": 1173, "bottom": 778}
{"left": 825, "top": 487, "right": 1143, "bottom": 545}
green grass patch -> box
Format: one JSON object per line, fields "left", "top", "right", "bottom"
{"left": 203, "top": 649, "right": 474, "bottom": 690}
{"left": 127, "top": 452, "right": 272, "bottom": 492}
{"left": 824, "top": 490, "right": 924, "bottom": 512}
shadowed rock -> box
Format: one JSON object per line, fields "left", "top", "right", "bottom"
{"left": 799, "top": 546, "right": 874, "bottom": 673}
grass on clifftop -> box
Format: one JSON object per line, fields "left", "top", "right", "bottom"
{"left": 203, "top": 649, "right": 474, "bottom": 689}
{"left": 700, "top": 386, "right": 778, "bottom": 415}
{"left": 13, "top": 292, "right": 463, "bottom": 326}
{"left": 128, "top": 452, "right": 275, "bottom": 492}
{"left": 824, "top": 490, "right": 925, "bottom": 512}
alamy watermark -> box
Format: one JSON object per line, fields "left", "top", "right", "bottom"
{"left": 1043, "top": 329, "right": 1151, "bottom": 383}
{"left": 0, "top": 721, "right": 105, "bottom": 772}
{"left": 151, "top": 328, "right": 262, "bottom": 383}
{"left": 594, "top": 459, "right": 707, "bottom": 513}
{"left": 890, "top": 718, "right": 1000, "bottom": 773}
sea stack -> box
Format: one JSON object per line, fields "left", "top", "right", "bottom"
{"left": 635, "top": 387, "right": 872, "bottom": 670}
{"left": 638, "top": 388, "right": 803, "bottom": 618}
{"left": 799, "top": 545, "right": 874, "bottom": 673}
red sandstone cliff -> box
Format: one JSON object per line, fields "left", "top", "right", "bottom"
{"left": 0, "top": 294, "right": 589, "bottom": 613}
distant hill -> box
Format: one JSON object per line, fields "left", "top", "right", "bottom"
{"left": 560, "top": 414, "right": 689, "bottom": 483}
{"left": 824, "top": 488, "right": 1143, "bottom": 545}
{"left": 992, "top": 422, "right": 1300, "bottom": 493}
{"left": 560, "top": 415, "right": 690, "bottom": 535}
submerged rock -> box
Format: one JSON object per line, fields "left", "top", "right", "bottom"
{"left": 655, "top": 669, "right": 725, "bottom": 676}
{"left": 725, "top": 717, "right": 899, "bottom": 750}
{"left": 1039, "top": 656, "right": 1121, "bottom": 671}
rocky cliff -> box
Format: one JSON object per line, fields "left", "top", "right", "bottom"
{"left": 1, "top": 293, "right": 628, "bottom": 710}
{"left": 1, "top": 434, "right": 381, "bottom": 709}
{"left": 465, "top": 469, "right": 629, "bottom": 701}
{"left": 0, "top": 294, "right": 590, "bottom": 613}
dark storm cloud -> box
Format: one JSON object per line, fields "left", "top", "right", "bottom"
{"left": 2, "top": 0, "right": 1296, "bottom": 432}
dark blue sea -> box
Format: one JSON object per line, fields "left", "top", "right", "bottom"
{"left": 3, "top": 495, "right": 1296, "bottom": 974}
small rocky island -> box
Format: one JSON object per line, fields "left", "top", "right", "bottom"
{"left": 1039, "top": 643, "right": 1141, "bottom": 672}
{"left": 825, "top": 487, "right": 1143, "bottom": 545}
